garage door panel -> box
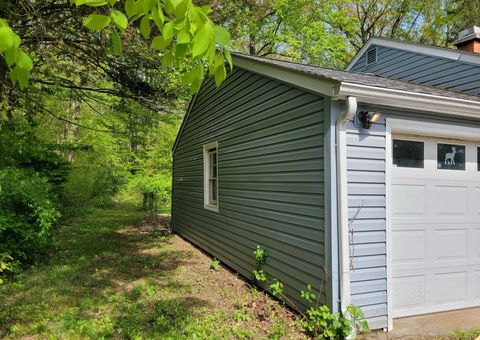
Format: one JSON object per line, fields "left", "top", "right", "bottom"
{"left": 475, "top": 229, "right": 480, "bottom": 258}
{"left": 391, "top": 229, "right": 426, "bottom": 265}
{"left": 474, "top": 188, "right": 480, "bottom": 216}
{"left": 391, "top": 136, "right": 480, "bottom": 318}
{"left": 475, "top": 271, "right": 480, "bottom": 299}
{"left": 433, "top": 228, "right": 468, "bottom": 262}
{"left": 433, "top": 185, "right": 468, "bottom": 217}
{"left": 391, "top": 275, "right": 426, "bottom": 311}
{"left": 391, "top": 184, "right": 427, "bottom": 216}
{"left": 434, "top": 271, "right": 467, "bottom": 305}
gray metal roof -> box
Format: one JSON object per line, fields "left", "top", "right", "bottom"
{"left": 233, "top": 52, "right": 480, "bottom": 103}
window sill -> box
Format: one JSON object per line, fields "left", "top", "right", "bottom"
{"left": 204, "top": 204, "right": 219, "bottom": 213}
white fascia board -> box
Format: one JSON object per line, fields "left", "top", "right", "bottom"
{"left": 345, "top": 37, "right": 480, "bottom": 71}
{"left": 337, "top": 82, "right": 480, "bottom": 119}
{"left": 232, "top": 55, "right": 339, "bottom": 97}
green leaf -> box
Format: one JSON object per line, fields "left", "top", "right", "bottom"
{"left": 0, "top": 26, "right": 15, "bottom": 52}
{"left": 190, "top": 77, "right": 202, "bottom": 94}
{"left": 140, "top": 16, "right": 151, "bottom": 38}
{"left": 177, "top": 30, "right": 191, "bottom": 44}
{"left": 143, "top": 0, "right": 156, "bottom": 12}
{"left": 214, "top": 63, "right": 226, "bottom": 87}
{"left": 150, "top": 35, "right": 172, "bottom": 50}
{"left": 199, "top": 5, "right": 212, "bottom": 15}
{"left": 111, "top": 10, "right": 128, "bottom": 31}
{"left": 162, "top": 21, "right": 174, "bottom": 40}
{"left": 187, "top": 7, "right": 208, "bottom": 29}
{"left": 9, "top": 65, "right": 29, "bottom": 89}
{"left": 161, "top": 51, "right": 173, "bottom": 67}
{"left": 12, "top": 33, "right": 21, "bottom": 48}
{"left": 74, "top": 0, "right": 108, "bottom": 6}
{"left": 83, "top": 14, "right": 112, "bottom": 31}
{"left": 214, "top": 26, "right": 230, "bottom": 47}
{"left": 173, "top": 43, "right": 188, "bottom": 58}
{"left": 182, "top": 65, "right": 202, "bottom": 85}
{"left": 16, "top": 51, "right": 33, "bottom": 71}
{"left": 174, "top": 0, "right": 190, "bottom": 18}
{"left": 191, "top": 22, "right": 213, "bottom": 57}
{"left": 125, "top": 0, "right": 136, "bottom": 18}
{"left": 173, "top": 17, "right": 185, "bottom": 31}
{"left": 111, "top": 29, "right": 122, "bottom": 54}
{"left": 151, "top": 5, "right": 165, "bottom": 29}
{"left": 165, "top": 0, "right": 182, "bottom": 14}
{"left": 224, "top": 50, "right": 232, "bottom": 70}
{"left": 4, "top": 46, "right": 17, "bottom": 67}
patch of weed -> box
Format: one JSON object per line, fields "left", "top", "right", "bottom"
{"left": 210, "top": 258, "right": 222, "bottom": 270}
{"left": 453, "top": 327, "right": 480, "bottom": 340}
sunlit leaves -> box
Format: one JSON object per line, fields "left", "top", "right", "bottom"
{"left": 224, "top": 50, "right": 233, "bottom": 70}
{"left": 192, "top": 22, "right": 214, "bottom": 57}
{"left": 214, "top": 26, "right": 230, "bottom": 48}
{"left": 140, "top": 16, "right": 151, "bottom": 38}
{"left": 73, "top": 0, "right": 108, "bottom": 6}
{"left": 125, "top": 0, "right": 136, "bottom": 18}
{"left": 83, "top": 14, "right": 112, "bottom": 31}
{"left": 111, "top": 10, "right": 128, "bottom": 31}
{"left": 0, "top": 19, "right": 32, "bottom": 89}
{"left": 16, "top": 51, "right": 33, "bottom": 71}
{"left": 1, "top": 0, "right": 232, "bottom": 92}
{"left": 0, "top": 26, "right": 15, "bottom": 52}
{"left": 182, "top": 63, "right": 204, "bottom": 94}
{"left": 111, "top": 29, "right": 122, "bottom": 54}
{"left": 151, "top": 35, "right": 172, "bottom": 50}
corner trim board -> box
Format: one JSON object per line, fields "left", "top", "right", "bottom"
{"left": 335, "top": 96, "right": 357, "bottom": 316}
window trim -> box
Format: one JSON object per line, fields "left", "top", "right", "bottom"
{"left": 436, "top": 141, "right": 466, "bottom": 171}
{"left": 392, "top": 138, "right": 425, "bottom": 169}
{"left": 203, "top": 141, "right": 219, "bottom": 212}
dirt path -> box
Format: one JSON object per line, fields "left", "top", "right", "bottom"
{"left": 0, "top": 203, "right": 305, "bottom": 339}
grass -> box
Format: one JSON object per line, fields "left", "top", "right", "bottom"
{"left": 0, "top": 203, "right": 303, "bottom": 339}
{"left": 452, "top": 328, "right": 480, "bottom": 340}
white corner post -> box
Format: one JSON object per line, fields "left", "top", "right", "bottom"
{"left": 335, "top": 96, "right": 357, "bottom": 314}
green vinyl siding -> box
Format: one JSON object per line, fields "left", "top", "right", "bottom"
{"left": 172, "top": 67, "right": 327, "bottom": 309}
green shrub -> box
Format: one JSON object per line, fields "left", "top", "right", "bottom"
{"left": 0, "top": 168, "right": 60, "bottom": 273}
{"left": 122, "top": 172, "right": 172, "bottom": 213}
{"left": 61, "top": 155, "right": 126, "bottom": 212}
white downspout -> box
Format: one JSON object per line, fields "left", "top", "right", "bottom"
{"left": 335, "top": 96, "right": 357, "bottom": 314}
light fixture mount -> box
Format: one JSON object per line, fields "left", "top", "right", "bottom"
{"left": 354, "top": 111, "right": 382, "bottom": 129}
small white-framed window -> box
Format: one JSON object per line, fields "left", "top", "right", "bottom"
{"left": 203, "top": 142, "right": 219, "bottom": 212}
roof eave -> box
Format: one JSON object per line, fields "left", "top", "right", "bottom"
{"left": 233, "top": 54, "right": 340, "bottom": 97}
{"left": 337, "top": 82, "right": 480, "bottom": 118}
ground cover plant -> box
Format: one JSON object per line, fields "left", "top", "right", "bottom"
{"left": 0, "top": 203, "right": 306, "bottom": 339}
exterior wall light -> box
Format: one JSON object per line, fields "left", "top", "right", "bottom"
{"left": 354, "top": 111, "right": 382, "bottom": 129}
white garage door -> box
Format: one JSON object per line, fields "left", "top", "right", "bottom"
{"left": 391, "top": 134, "right": 480, "bottom": 318}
